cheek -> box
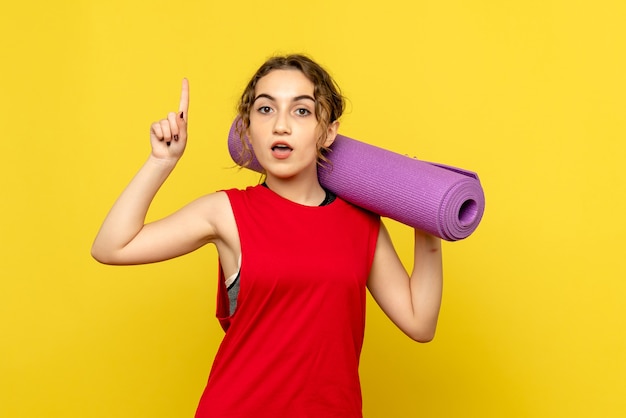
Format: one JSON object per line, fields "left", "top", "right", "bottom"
{"left": 314, "top": 126, "right": 328, "bottom": 147}
{"left": 246, "top": 119, "right": 263, "bottom": 140}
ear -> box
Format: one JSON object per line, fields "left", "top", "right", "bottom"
{"left": 322, "top": 120, "right": 340, "bottom": 148}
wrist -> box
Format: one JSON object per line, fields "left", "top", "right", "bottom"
{"left": 414, "top": 229, "right": 441, "bottom": 251}
{"left": 146, "top": 154, "right": 179, "bottom": 170}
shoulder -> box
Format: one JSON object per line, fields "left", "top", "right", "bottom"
{"left": 219, "top": 184, "right": 273, "bottom": 212}
{"left": 178, "top": 190, "right": 237, "bottom": 242}
{"left": 190, "top": 189, "right": 232, "bottom": 212}
{"left": 219, "top": 184, "right": 263, "bottom": 200}
{"left": 335, "top": 197, "right": 381, "bottom": 225}
{"left": 202, "top": 186, "right": 267, "bottom": 234}
{"left": 195, "top": 185, "right": 262, "bottom": 209}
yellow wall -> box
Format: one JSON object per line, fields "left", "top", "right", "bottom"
{"left": 2, "top": 1, "right": 625, "bottom": 416}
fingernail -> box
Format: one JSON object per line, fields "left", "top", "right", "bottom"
{"left": 180, "top": 112, "right": 184, "bottom": 119}
{"left": 173, "top": 135, "right": 179, "bottom": 141}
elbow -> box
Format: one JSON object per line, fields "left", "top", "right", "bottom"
{"left": 90, "top": 247, "right": 108, "bottom": 265}
{"left": 90, "top": 243, "right": 116, "bottom": 265}
{"left": 411, "top": 334, "right": 435, "bottom": 344}
{"left": 407, "top": 328, "right": 437, "bottom": 343}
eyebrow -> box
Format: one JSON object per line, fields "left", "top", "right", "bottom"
{"left": 253, "top": 93, "right": 316, "bottom": 104}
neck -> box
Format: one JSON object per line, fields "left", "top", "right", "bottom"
{"left": 264, "top": 175, "right": 327, "bottom": 206}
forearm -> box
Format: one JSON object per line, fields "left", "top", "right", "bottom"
{"left": 91, "top": 156, "right": 177, "bottom": 262}
{"left": 409, "top": 230, "right": 443, "bottom": 341}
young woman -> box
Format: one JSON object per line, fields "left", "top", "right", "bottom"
{"left": 92, "top": 54, "right": 443, "bottom": 417}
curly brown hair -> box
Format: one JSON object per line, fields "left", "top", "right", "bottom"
{"left": 236, "top": 54, "right": 345, "bottom": 168}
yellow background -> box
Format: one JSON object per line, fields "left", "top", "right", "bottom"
{"left": 1, "top": 0, "right": 625, "bottom": 417}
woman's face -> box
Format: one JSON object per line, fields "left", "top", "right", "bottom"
{"left": 248, "top": 69, "right": 336, "bottom": 181}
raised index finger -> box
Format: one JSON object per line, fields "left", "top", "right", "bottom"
{"left": 179, "top": 78, "right": 189, "bottom": 121}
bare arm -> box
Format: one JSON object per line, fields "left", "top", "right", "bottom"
{"left": 367, "top": 223, "right": 443, "bottom": 342}
{"left": 91, "top": 79, "right": 229, "bottom": 265}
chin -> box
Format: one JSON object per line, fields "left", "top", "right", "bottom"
{"left": 266, "top": 169, "right": 299, "bottom": 180}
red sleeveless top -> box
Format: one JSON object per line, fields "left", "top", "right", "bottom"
{"left": 195, "top": 185, "right": 380, "bottom": 418}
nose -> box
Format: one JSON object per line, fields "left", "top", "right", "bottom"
{"left": 273, "top": 111, "right": 291, "bottom": 135}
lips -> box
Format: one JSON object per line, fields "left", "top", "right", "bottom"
{"left": 271, "top": 141, "right": 292, "bottom": 150}
{"left": 271, "top": 141, "right": 293, "bottom": 159}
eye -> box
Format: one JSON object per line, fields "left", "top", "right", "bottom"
{"left": 295, "top": 108, "right": 312, "bottom": 117}
{"left": 257, "top": 106, "right": 272, "bottom": 114}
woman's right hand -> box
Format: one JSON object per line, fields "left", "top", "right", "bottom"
{"left": 149, "top": 78, "right": 189, "bottom": 161}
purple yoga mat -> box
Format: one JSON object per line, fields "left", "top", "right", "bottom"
{"left": 227, "top": 119, "right": 485, "bottom": 241}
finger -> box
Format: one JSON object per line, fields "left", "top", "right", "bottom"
{"left": 176, "top": 106, "right": 187, "bottom": 140}
{"left": 151, "top": 121, "right": 164, "bottom": 140}
{"left": 178, "top": 78, "right": 189, "bottom": 122}
{"left": 167, "top": 112, "right": 179, "bottom": 141}
{"left": 160, "top": 119, "right": 172, "bottom": 144}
